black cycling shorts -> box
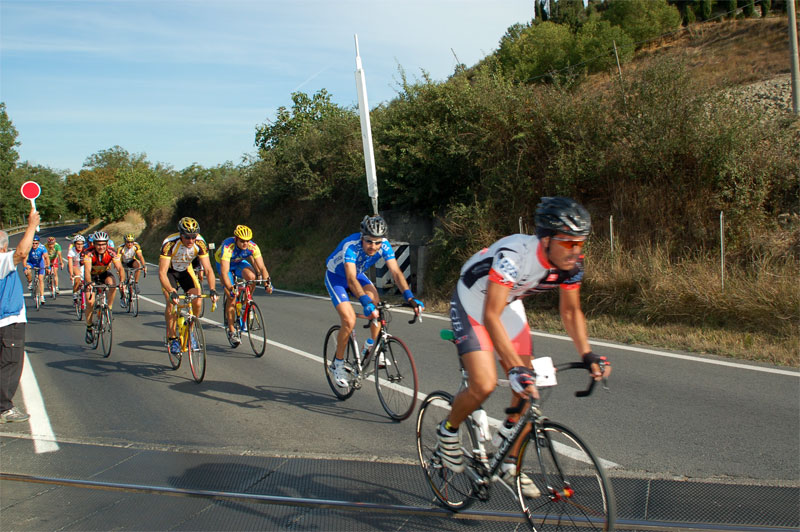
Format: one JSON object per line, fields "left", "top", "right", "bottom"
{"left": 166, "top": 268, "right": 199, "bottom": 293}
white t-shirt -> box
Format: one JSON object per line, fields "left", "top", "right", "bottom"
{"left": 0, "top": 251, "right": 27, "bottom": 328}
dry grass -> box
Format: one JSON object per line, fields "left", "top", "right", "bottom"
{"left": 101, "top": 211, "right": 146, "bottom": 244}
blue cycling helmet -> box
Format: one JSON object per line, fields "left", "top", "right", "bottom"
{"left": 33, "top": 235, "right": 40, "bottom": 241}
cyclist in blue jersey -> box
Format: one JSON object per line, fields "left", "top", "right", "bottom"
{"left": 325, "top": 214, "right": 424, "bottom": 386}
{"left": 23, "top": 236, "right": 50, "bottom": 305}
{"left": 216, "top": 225, "right": 272, "bottom": 347}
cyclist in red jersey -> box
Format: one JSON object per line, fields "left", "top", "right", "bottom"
{"left": 82, "top": 231, "right": 124, "bottom": 344}
{"left": 434, "top": 197, "right": 612, "bottom": 492}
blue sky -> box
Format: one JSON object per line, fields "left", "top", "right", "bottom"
{"left": 1, "top": 1, "right": 534, "bottom": 175}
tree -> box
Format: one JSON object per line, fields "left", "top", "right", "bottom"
{"left": 602, "top": 0, "right": 682, "bottom": 47}
{"left": 575, "top": 19, "right": 635, "bottom": 74}
{"left": 99, "top": 166, "right": 171, "bottom": 221}
{"left": 0, "top": 103, "right": 20, "bottom": 183}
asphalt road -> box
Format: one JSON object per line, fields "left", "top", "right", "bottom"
{"left": 3, "top": 224, "right": 797, "bottom": 484}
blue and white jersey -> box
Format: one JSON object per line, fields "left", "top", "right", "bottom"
{"left": 27, "top": 245, "right": 47, "bottom": 265}
{"left": 325, "top": 233, "right": 396, "bottom": 276}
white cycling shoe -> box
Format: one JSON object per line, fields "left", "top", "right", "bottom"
{"left": 500, "top": 463, "right": 541, "bottom": 498}
{"left": 331, "top": 360, "right": 350, "bottom": 387}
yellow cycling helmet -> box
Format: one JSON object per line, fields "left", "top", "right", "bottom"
{"left": 233, "top": 225, "right": 253, "bottom": 241}
{"left": 124, "top": 233, "right": 136, "bottom": 242}
{"left": 178, "top": 217, "right": 199, "bottom": 235}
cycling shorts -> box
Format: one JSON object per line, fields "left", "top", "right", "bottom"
{"left": 49, "top": 257, "right": 60, "bottom": 269}
{"left": 91, "top": 271, "right": 116, "bottom": 286}
{"left": 216, "top": 260, "right": 253, "bottom": 284}
{"left": 165, "top": 268, "right": 199, "bottom": 294}
{"left": 122, "top": 259, "right": 139, "bottom": 269}
{"left": 449, "top": 288, "right": 531, "bottom": 357}
{"left": 324, "top": 270, "right": 373, "bottom": 308}
{"left": 26, "top": 257, "right": 46, "bottom": 271}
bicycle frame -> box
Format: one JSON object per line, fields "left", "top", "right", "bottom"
{"left": 350, "top": 301, "right": 418, "bottom": 385}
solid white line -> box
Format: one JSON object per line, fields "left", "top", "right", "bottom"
{"left": 19, "top": 352, "right": 59, "bottom": 453}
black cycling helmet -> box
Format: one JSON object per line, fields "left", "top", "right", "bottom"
{"left": 178, "top": 217, "right": 200, "bottom": 235}
{"left": 360, "top": 215, "right": 388, "bottom": 238}
{"left": 534, "top": 197, "right": 591, "bottom": 237}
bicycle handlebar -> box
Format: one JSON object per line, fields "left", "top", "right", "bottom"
{"left": 359, "top": 301, "right": 422, "bottom": 326}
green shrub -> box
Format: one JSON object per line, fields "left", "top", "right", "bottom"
{"left": 602, "top": 0, "right": 682, "bottom": 46}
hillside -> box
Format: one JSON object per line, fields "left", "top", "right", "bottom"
{"left": 584, "top": 17, "right": 796, "bottom": 115}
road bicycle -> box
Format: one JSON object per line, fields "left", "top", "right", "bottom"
{"left": 72, "top": 277, "right": 86, "bottom": 321}
{"left": 223, "top": 278, "right": 270, "bottom": 357}
{"left": 323, "top": 301, "right": 420, "bottom": 421}
{"left": 29, "top": 266, "right": 42, "bottom": 310}
{"left": 416, "top": 329, "right": 615, "bottom": 531}
{"left": 119, "top": 267, "right": 145, "bottom": 317}
{"left": 166, "top": 294, "right": 215, "bottom": 383}
{"left": 45, "top": 266, "right": 58, "bottom": 299}
{"left": 88, "top": 283, "right": 115, "bottom": 358}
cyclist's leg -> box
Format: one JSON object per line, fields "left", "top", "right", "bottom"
{"left": 24, "top": 264, "right": 32, "bottom": 284}
{"left": 132, "top": 259, "right": 142, "bottom": 283}
{"left": 37, "top": 259, "right": 46, "bottom": 297}
{"left": 325, "top": 271, "right": 357, "bottom": 360}
{"left": 163, "top": 270, "right": 182, "bottom": 339}
{"left": 103, "top": 271, "right": 116, "bottom": 307}
{"left": 185, "top": 268, "right": 202, "bottom": 319}
{"left": 86, "top": 277, "right": 98, "bottom": 326}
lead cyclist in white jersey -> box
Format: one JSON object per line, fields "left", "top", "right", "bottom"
{"left": 435, "top": 197, "right": 612, "bottom": 494}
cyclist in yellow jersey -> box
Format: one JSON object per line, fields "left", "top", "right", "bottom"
{"left": 117, "top": 233, "right": 146, "bottom": 295}
{"left": 158, "top": 217, "right": 217, "bottom": 356}
{"left": 215, "top": 225, "right": 273, "bottom": 347}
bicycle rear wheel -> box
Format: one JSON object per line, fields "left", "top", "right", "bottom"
{"left": 517, "top": 420, "right": 615, "bottom": 532}
{"left": 416, "top": 391, "right": 477, "bottom": 511}
{"left": 245, "top": 302, "right": 266, "bottom": 357}
{"left": 33, "top": 278, "right": 40, "bottom": 311}
{"left": 50, "top": 274, "right": 57, "bottom": 299}
{"left": 323, "top": 325, "right": 356, "bottom": 400}
{"left": 100, "top": 307, "right": 113, "bottom": 358}
{"left": 124, "top": 284, "right": 131, "bottom": 313}
{"left": 188, "top": 320, "right": 206, "bottom": 383}
{"left": 374, "top": 335, "right": 418, "bottom": 421}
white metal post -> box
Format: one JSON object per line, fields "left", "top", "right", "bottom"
{"left": 610, "top": 215, "right": 614, "bottom": 253}
{"left": 720, "top": 211, "right": 725, "bottom": 290}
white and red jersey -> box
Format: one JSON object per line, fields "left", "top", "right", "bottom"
{"left": 456, "top": 234, "right": 583, "bottom": 324}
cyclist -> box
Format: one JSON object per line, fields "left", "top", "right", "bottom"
{"left": 435, "top": 197, "right": 611, "bottom": 494}
{"left": 215, "top": 225, "right": 273, "bottom": 347}
{"left": 67, "top": 235, "right": 86, "bottom": 302}
{"left": 82, "top": 231, "right": 124, "bottom": 343}
{"left": 158, "top": 217, "right": 217, "bottom": 356}
{"left": 23, "top": 235, "right": 49, "bottom": 305}
{"left": 324, "top": 214, "right": 423, "bottom": 386}
{"left": 44, "top": 236, "right": 64, "bottom": 295}
{"left": 117, "top": 233, "right": 146, "bottom": 296}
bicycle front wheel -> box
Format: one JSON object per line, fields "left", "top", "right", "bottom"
{"left": 517, "top": 420, "right": 616, "bottom": 532}
{"left": 374, "top": 336, "right": 418, "bottom": 421}
{"left": 416, "top": 391, "right": 478, "bottom": 511}
{"left": 323, "top": 325, "right": 356, "bottom": 400}
{"left": 131, "top": 288, "right": 139, "bottom": 317}
{"left": 34, "top": 279, "right": 40, "bottom": 311}
{"left": 74, "top": 295, "right": 83, "bottom": 320}
{"left": 246, "top": 302, "right": 266, "bottom": 357}
{"left": 188, "top": 320, "right": 206, "bottom": 383}
{"left": 99, "top": 308, "right": 112, "bottom": 357}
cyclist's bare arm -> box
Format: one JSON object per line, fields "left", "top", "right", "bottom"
{"left": 220, "top": 259, "right": 233, "bottom": 293}
{"left": 253, "top": 256, "right": 272, "bottom": 293}
{"left": 344, "top": 262, "right": 370, "bottom": 300}
{"left": 198, "top": 254, "right": 217, "bottom": 298}
{"left": 158, "top": 256, "right": 173, "bottom": 296}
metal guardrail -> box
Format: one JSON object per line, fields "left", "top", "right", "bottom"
{"left": 3, "top": 219, "right": 87, "bottom": 235}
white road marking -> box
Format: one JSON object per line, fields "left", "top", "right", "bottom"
{"left": 19, "top": 352, "right": 59, "bottom": 453}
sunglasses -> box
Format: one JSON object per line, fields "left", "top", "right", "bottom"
{"left": 551, "top": 237, "right": 586, "bottom": 250}
{"left": 181, "top": 234, "right": 198, "bottom": 240}
{"left": 362, "top": 238, "right": 383, "bottom": 246}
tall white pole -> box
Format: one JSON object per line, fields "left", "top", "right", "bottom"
{"left": 354, "top": 35, "right": 379, "bottom": 215}
{"left": 787, "top": 0, "right": 800, "bottom": 115}
{"left": 609, "top": 215, "right": 614, "bottom": 254}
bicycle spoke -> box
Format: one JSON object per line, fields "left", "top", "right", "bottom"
{"left": 517, "top": 421, "right": 615, "bottom": 531}
{"left": 323, "top": 325, "right": 356, "bottom": 400}
{"left": 416, "top": 392, "right": 477, "bottom": 511}
{"left": 188, "top": 320, "right": 206, "bottom": 383}
{"left": 374, "top": 336, "right": 418, "bottom": 421}
{"left": 246, "top": 302, "right": 266, "bottom": 357}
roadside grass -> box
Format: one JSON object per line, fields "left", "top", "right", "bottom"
{"left": 102, "top": 211, "right": 146, "bottom": 244}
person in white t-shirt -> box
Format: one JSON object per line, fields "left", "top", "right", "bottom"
{"left": 0, "top": 208, "right": 40, "bottom": 423}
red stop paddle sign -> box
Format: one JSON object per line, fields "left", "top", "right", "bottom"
{"left": 21, "top": 181, "right": 41, "bottom": 200}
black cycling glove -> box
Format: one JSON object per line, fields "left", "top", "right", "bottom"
{"left": 582, "top": 351, "right": 610, "bottom": 372}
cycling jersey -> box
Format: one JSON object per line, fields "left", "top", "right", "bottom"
{"left": 26, "top": 245, "right": 47, "bottom": 268}
{"left": 45, "top": 243, "right": 62, "bottom": 261}
{"left": 451, "top": 234, "right": 583, "bottom": 356}
{"left": 117, "top": 242, "right": 142, "bottom": 262}
{"left": 160, "top": 233, "right": 209, "bottom": 272}
{"left": 67, "top": 246, "right": 84, "bottom": 269}
{"left": 325, "top": 233, "right": 396, "bottom": 277}
{"left": 82, "top": 246, "right": 120, "bottom": 277}
{"left": 215, "top": 237, "right": 262, "bottom": 265}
